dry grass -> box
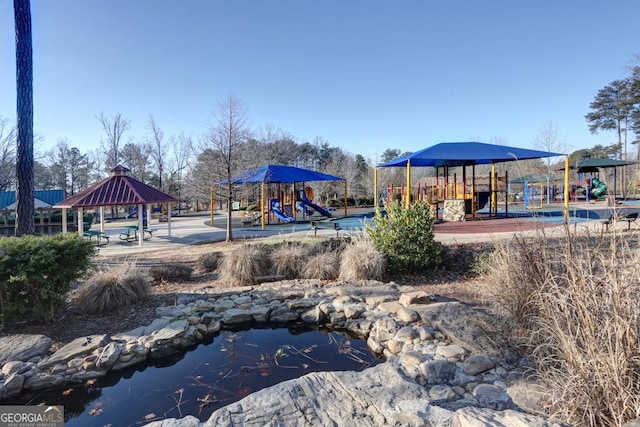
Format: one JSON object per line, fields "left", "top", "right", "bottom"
{"left": 271, "top": 243, "right": 308, "bottom": 280}
{"left": 73, "top": 262, "right": 151, "bottom": 313}
{"left": 219, "top": 244, "right": 272, "bottom": 286}
{"left": 301, "top": 251, "right": 340, "bottom": 280}
{"left": 338, "top": 233, "right": 385, "bottom": 281}
{"left": 483, "top": 227, "right": 640, "bottom": 427}
{"left": 149, "top": 263, "right": 193, "bottom": 283}
{"left": 195, "top": 251, "right": 224, "bottom": 273}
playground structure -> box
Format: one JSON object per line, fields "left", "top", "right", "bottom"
{"left": 218, "top": 164, "right": 346, "bottom": 229}
{"left": 382, "top": 167, "right": 510, "bottom": 220}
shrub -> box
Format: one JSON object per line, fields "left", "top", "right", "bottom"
{"left": 366, "top": 200, "right": 442, "bottom": 274}
{"left": 0, "top": 234, "right": 96, "bottom": 326}
{"left": 74, "top": 263, "right": 150, "bottom": 313}
{"left": 149, "top": 263, "right": 193, "bottom": 283}
{"left": 271, "top": 243, "right": 308, "bottom": 280}
{"left": 484, "top": 229, "right": 640, "bottom": 426}
{"left": 338, "top": 233, "right": 385, "bottom": 281}
{"left": 220, "top": 244, "right": 271, "bottom": 286}
{"left": 196, "top": 251, "right": 223, "bottom": 273}
{"left": 301, "top": 251, "right": 339, "bottom": 280}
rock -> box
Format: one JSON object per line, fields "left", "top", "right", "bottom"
{"left": 436, "top": 344, "right": 466, "bottom": 360}
{"left": 328, "top": 311, "right": 346, "bottom": 326}
{"left": 420, "top": 359, "right": 457, "bottom": 385}
{"left": 463, "top": 354, "right": 495, "bottom": 375}
{"left": 96, "top": 341, "right": 124, "bottom": 369}
{"left": 378, "top": 301, "right": 403, "bottom": 313}
{"left": 145, "top": 415, "right": 201, "bottom": 427}
{"left": 143, "top": 318, "right": 173, "bottom": 335}
{"left": 386, "top": 339, "right": 404, "bottom": 355}
{"left": 38, "top": 335, "right": 109, "bottom": 368}
{"left": 250, "top": 306, "right": 271, "bottom": 322}
{"left": 415, "top": 302, "right": 507, "bottom": 357}
{"left": 2, "top": 361, "right": 24, "bottom": 375}
{"left": 0, "top": 334, "right": 52, "bottom": 365}
{"left": 156, "top": 306, "right": 185, "bottom": 317}
{"left": 343, "top": 303, "right": 366, "bottom": 319}
{"left": 300, "top": 306, "right": 323, "bottom": 323}
{"left": 269, "top": 307, "right": 299, "bottom": 323}
{"left": 200, "top": 361, "right": 432, "bottom": 426}
{"left": 221, "top": 309, "right": 254, "bottom": 325}
{"left": 473, "top": 384, "right": 511, "bottom": 407}
{"left": 152, "top": 320, "right": 188, "bottom": 343}
{"left": 23, "top": 372, "right": 65, "bottom": 390}
{"left": 367, "top": 337, "right": 384, "bottom": 354}
{"left": 0, "top": 374, "right": 24, "bottom": 399}
{"left": 395, "top": 326, "right": 416, "bottom": 341}
{"left": 399, "top": 291, "right": 434, "bottom": 306}
{"left": 371, "top": 317, "right": 398, "bottom": 343}
{"left": 214, "top": 299, "right": 236, "bottom": 313}
{"left": 396, "top": 307, "right": 418, "bottom": 323}
{"left": 450, "top": 406, "right": 566, "bottom": 427}
{"left": 429, "top": 384, "right": 458, "bottom": 403}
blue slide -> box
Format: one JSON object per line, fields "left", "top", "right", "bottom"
{"left": 296, "top": 190, "right": 332, "bottom": 218}
{"left": 270, "top": 199, "right": 295, "bottom": 223}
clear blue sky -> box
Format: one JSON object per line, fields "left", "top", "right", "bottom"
{"left": 2, "top": 0, "right": 639, "bottom": 160}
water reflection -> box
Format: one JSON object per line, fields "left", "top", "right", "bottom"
{"left": 9, "top": 324, "right": 383, "bottom": 426}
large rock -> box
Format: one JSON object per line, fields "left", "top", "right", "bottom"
{"left": 38, "top": 335, "right": 109, "bottom": 368}
{"left": 0, "top": 334, "right": 52, "bottom": 365}
{"left": 450, "top": 406, "right": 567, "bottom": 427}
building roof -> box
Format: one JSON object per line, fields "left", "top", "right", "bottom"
{"left": 54, "top": 165, "right": 177, "bottom": 209}
{"left": 574, "top": 157, "right": 636, "bottom": 173}
{"left": 0, "top": 190, "right": 65, "bottom": 210}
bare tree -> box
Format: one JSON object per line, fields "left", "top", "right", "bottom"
{"left": 14, "top": 0, "right": 34, "bottom": 235}
{"left": 532, "top": 121, "right": 570, "bottom": 201}
{"left": 97, "top": 112, "right": 131, "bottom": 169}
{"left": 166, "top": 132, "right": 192, "bottom": 212}
{"left": 147, "top": 115, "right": 167, "bottom": 191}
{"left": 0, "top": 117, "right": 16, "bottom": 191}
{"left": 204, "top": 94, "right": 250, "bottom": 242}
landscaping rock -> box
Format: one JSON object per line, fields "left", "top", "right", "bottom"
{"left": 0, "top": 335, "right": 52, "bottom": 365}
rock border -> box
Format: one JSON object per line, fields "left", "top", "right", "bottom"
{"left": 0, "top": 279, "right": 564, "bottom": 426}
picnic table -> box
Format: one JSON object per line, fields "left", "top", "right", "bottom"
{"left": 119, "top": 225, "right": 154, "bottom": 242}
{"left": 83, "top": 229, "right": 110, "bottom": 245}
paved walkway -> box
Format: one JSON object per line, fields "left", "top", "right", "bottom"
{"left": 89, "top": 203, "right": 638, "bottom": 257}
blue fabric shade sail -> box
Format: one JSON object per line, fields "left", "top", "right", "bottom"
{"left": 378, "top": 142, "right": 564, "bottom": 168}
{"left": 220, "top": 164, "right": 344, "bottom": 184}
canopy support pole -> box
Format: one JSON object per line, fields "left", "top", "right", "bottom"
{"left": 405, "top": 159, "right": 411, "bottom": 209}
{"left": 261, "top": 182, "right": 265, "bottom": 230}
{"left": 564, "top": 156, "right": 569, "bottom": 223}
{"left": 344, "top": 181, "right": 348, "bottom": 217}
{"left": 374, "top": 168, "right": 379, "bottom": 215}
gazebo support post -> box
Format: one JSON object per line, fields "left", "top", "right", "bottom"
{"left": 167, "top": 204, "right": 172, "bottom": 236}
{"left": 61, "top": 208, "right": 67, "bottom": 235}
{"left": 137, "top": 203, "right": 144, "bottom": 246}
{"left": 261, "top": 182, "right": 265, "bottom": 230}
{"left": 77, "top": 207, "right": 84, "bottom": 237}
{"left": 99, "top": 206, "right": 105, "bottom": 233}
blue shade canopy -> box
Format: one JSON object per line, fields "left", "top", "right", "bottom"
{"left": 221, "top": 164, "right": 344, "bottom": 184}
{"left": 378, "top": 142, "right": 564, "bottom": 168}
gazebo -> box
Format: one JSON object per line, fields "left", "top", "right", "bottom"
{"left": 54, "top": 165, "right": 177, "bottom": 246}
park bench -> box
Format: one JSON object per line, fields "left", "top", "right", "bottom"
{"left": 310, "top": 220, "right": 341, "bottom": 237}
{"left": 601, "top": 212, "right": 638, "bottom": 231}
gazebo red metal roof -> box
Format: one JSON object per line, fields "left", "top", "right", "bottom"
{"left": 54, "top": 165, "right": 177, "bottom": 209}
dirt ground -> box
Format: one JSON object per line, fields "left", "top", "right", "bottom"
{"left": 0, "top": 238, "right": 489, "bottom": 351}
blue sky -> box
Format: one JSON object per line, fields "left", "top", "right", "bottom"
{"left": 2, "top": 1, "right": 639, "bottom": 160}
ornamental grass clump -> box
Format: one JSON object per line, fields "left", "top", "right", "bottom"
{"left": 196, "top": 251, "right": 224, "bottom": 273}
{"left": 301, "top": 251, "right": 339, "bottom": 280}
{"left": 271, "top": 242, "right": 308, "bottom": 280}
{"left": 366, "top": 200, "right": 442, "bottom": 274}
{"left": 220, "top": 244, "right": 272, "bottom": 286}
{"left": 483, "top": 227, "right": 640, "bottom": 427}
{"left": 74, "top": 262, "right": 150, "bottom": 313}
{"left": 338, "top": 232, "right": 385, "bottom": 281}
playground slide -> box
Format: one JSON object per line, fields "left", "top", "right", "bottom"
{"left": 591, "top": 178, "right": 607, "bottom": 199}
{"left": 296, "top": 190, "right": 332, "bottom": 217}
{"left": 270, "top": 199, "right": 295, "bottom": 223}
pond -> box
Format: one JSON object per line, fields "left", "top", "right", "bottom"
{"left": 11, "top": 324, "right": 383, "bottom": 426}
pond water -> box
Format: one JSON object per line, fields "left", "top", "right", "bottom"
{"left": 11, "top": 325, "right": 383, "bottom": 426}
